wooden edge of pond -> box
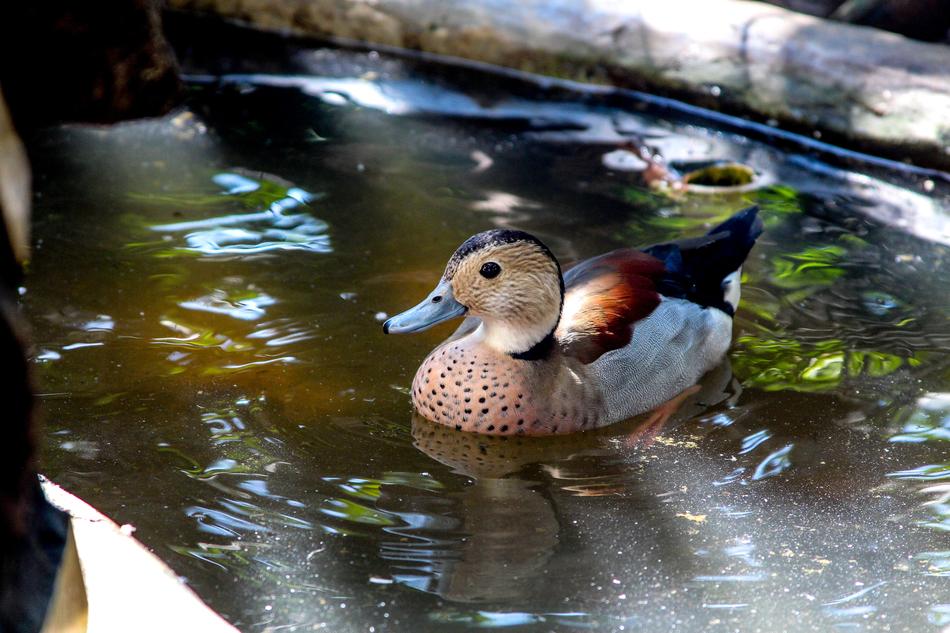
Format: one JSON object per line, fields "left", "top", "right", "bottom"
{"left": 39, "top": 478, "right": 238, "bottom": 633}
{"left": 165, "top": 0, "right": 950, "bottom": 171}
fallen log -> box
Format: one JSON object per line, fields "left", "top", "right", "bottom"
{"left": 167, "top": 0, "right": 950, "bottom": 170}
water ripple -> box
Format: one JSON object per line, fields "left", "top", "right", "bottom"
{"left": 713, "top": 467, "right": 746, "bottom": 487}
{"left": 429, "top": 610, "right": 591, "bottom": 628}
{"left": 739, "top": 429, "right": 772, "bottom": 454}
{"left": 185, "top": 505, "right": 271, "bottom": 536}
{"left": 752, "top": 444, "right": 794, "bottom": 481}
{"left": 888, "top": 464, "right": 950, "bottom": 481}
{"left": 179, "top": 290, "right": 276, "bottom": 321}
{"left": 890, "top": 393, "right": 950, "bottom": 444}
{"left": 319, "top": 498, "right": 399, "bottom": 527}
{"left": 150, "top": 171, "right": 331, "bottom": 257}
{"left": 247, "top": 320, "right": 316, "bottom": 347}
{"left": 692, "top": 574, "right": 766, "bottom": 583}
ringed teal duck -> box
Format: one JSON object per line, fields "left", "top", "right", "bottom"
{"left": 384, "top": 206, "right": 762, "bottom": 436}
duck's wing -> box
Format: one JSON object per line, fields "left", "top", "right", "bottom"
{"left": 557, "top": 206, "right": 763, "bottom": 365}
{"left": 556, "top": 249, "right": 664, "bottom": 364}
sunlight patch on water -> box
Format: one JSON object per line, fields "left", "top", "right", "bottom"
{"left": 890, "top": 393, "right": 950, "bottom": 444}
{"left": 712, "top": 468, "right": 746, "bottom": 487}
{"left": 220, "top": 498, "right": 314, "bottom": 530}
{"left": 888, "top": 464, "right": 950, "bottom": 481}
{"left": 886, "top": 394, "right": 950, "bottom": 578}
{"left": 60, "top": 342, "right": 104, "bottom": 351}
{"left": 702, "top": 603, "right": 750, "bottom": 610}
{"left": 154, "top": 318, "right": 251, "bottom": 352}
{"left": 179, "top": 289, "right": 277, "bottom": 321}
{"left": 429, "top": 610, "right": 591, "bottom": 628}
{"left": 822, "top": 581, "right": 887, "bottom": 627}
{"left": 692, "top": 574, "right": 767, "bottom": 583}
{"left": 81, "top": 315, "right": 115, "bottom": 331}
{"left": 185, "top": 505, "right": 271, "bottom": 536}
{"left": 35, "top": 349, "right": 61, "bottom": 362}
{"left": 739, "top": 429, "right": 772, "bottom": 454}
{"left": 178, "top": 223, "right": 330, "bottom": 256}
{"left": 247, "top": 319, "right": 317, "bottom": 347}
{"left": 750, "top": 444, "right": 794, "bottom": 481}
{"left": 929, "top": 604, "right": 950, "bottom": 626}
{"left": 151, "top": 316, "right": 303, "bottom": 376}
{"left": 213, "top": 357, "right": 299, "bottom": 373}
{"left": 917, "top": 550, "right": 950, "bottom": 577}
{"left": 319, "top": 498, "right": 398, "bottom": 527}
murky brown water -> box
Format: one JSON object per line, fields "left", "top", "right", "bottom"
{"left": 23, "top": 41, "right": 950, "bottom": 632}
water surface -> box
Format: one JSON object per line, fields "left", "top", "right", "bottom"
{"left": 25, "top": 43, "right": 950, "bottom": 632}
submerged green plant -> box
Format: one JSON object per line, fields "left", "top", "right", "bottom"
{"left": 749, "top": 184, "right": 803, "bottom": 216}
{"left": 732, "top": 335, "right": 915, "bottom": 392}
{"left": 620, "top": 185, "right": 664, "bottom": 209}
{"left": 770, "top": 245, "right": 846, "bottom": 290}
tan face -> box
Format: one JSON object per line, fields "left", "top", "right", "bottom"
{"left": 446, "top": 241, "right": 562, "bottom": 353}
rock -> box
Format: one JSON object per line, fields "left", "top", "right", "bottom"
{"left": 0, "top": 0, "right": 182, "bottom": 126}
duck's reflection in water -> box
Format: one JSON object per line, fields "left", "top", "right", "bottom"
{"left": 381, "top": 362, "right": 736, "bottom": 603}
{"left": 395, "top": 474, "right": 557, "bottom": 602}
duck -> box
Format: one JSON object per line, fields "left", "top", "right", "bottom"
{"left": 384, "top": 206, "right": 762, "bottom": 436}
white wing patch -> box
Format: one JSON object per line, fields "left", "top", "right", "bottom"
{"left": 722, "top": 267, "right": 742, "bottom": 312}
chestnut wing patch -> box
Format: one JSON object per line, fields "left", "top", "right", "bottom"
{"left": 555, "top": 249, "right": 664, "bottom": 364}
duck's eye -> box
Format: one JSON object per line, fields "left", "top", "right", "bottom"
{"left": 479, "top": 262, "right": 501, "bottom": 279}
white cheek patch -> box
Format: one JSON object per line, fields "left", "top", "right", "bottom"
{"left": 477, "top": 311, "right": 560, "bottom": 356}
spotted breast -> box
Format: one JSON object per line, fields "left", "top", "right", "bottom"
{"left": 411, "top": 331, "right": 604, "bottom": 434}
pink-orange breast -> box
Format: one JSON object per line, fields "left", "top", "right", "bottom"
{"left": 411, "top": 342, "right": 602, "bottom": 435}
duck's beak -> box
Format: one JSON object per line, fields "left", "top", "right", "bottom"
{"left": 383, "top": 279, "right": 467, "bottom": 334}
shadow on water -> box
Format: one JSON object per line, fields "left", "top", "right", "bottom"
{"left": 22, "top": 31, "right": 950, "bottom": 633}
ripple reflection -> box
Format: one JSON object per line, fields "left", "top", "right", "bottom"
{"left": 150, "top": 170, "right": 330, "bottom": 257}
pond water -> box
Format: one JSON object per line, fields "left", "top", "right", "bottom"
{"left": 24, "top": 38, "right": 950, "bottom": 633}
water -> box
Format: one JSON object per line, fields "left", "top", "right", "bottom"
{"left": 23, "top": 41, "right": 950, "bottom": 632}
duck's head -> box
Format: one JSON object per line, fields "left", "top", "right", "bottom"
{"left": 384, "top": 229, "right": 563, "bottom": 357}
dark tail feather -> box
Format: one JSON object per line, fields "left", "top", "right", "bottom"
{"left": 708, "top": 205, "right": 763, "bottom": 252}
{"left": 644, "top": 205, "right": 763, "bottom": 313}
